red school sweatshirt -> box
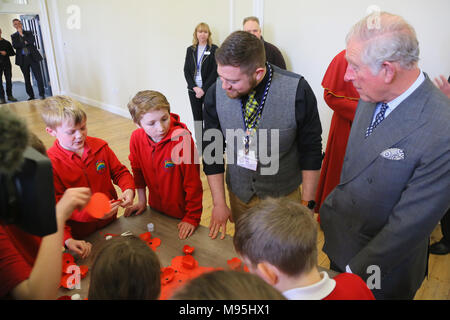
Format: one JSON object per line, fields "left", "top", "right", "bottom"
{"left": 129, "top": 113, "right": 202, "bottom": 227}
{"left": 0, "top": 224, "right": 41, "bottom": 298}
{"left": 47, "top": 137, "right": 135, "bottom": 241}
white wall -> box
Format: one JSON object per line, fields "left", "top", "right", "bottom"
{"left": 0, "top": 0, "right": 41, "bottom": 13}
{"left": 47, "top": 0, "right": 231, "bottom": 126}
{"left": 0, "top": 13, "right": 23, "bottom": 81}
{"left": 264, "top": 0, "right": 450, "bottom": 147}
{"left": 38, "top": 0, "right": 450, "bottom": 149}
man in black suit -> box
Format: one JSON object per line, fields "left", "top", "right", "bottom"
{"left": 243, "top": 16, "right": 287, "bottom": 70}
{"left": 0, "top": 27, "right": 17, "bottom": 104}
{"left": 11, "top": 19, "right": 45, "bottom": 100}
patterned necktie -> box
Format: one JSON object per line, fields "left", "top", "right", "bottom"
{"left": 366, "top": 103, "right": 389, "bottom": 137}
{"left": 244, "top": 90, "right": 259, "bottom": 130}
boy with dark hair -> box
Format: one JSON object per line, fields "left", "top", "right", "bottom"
{"left": 233, "top": 197, "right": 375, "bottom": 300}
{"left": 89, "top": 235, "right": 161, "bottom": 300}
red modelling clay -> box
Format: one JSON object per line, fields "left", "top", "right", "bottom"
{"left": 183, "top": 245, "right": 195, "bottom": 255}
{"left": 80, "top": 265, "right": 89, "bottom": 278}
{"left": 59, "top": 252, "right": 89, "bottom": 289}
{"left": 139, "top": 232, "right": 161, "bottom": 251}
{"left": 60, "top": 273, "right": 80, "bottom": 289}
{"left": 161, "top": 267, "right": 175, "bottom": 285}
{"left": 139, "top": 232, "right": 152, "bottom": 241}
{"left": 227, "top": 257, "right": 242, "bottom": 270}
{"left": 148, "top": 237, "right": 161, "bottom": 251}
{"left": 101, "top": 232, "right": 119, "bottom": 238}
{"left": 182, "top": 255, "right": 196, "bottom": 269}
{"left": 84, "top": 192, "right": 111, "bottom": 218}
{"left": 159, "top": 255, "right": 219, "bottom": 300}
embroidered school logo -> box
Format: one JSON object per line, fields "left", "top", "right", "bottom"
{"left": 163, "top": 159, "right": 175, "bottom": 171}
{"left": 96, "top": 160, "right": 106, "bottom": 174}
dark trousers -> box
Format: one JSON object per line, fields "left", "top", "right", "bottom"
{"left": 188, "top": 90, "right": 204, "bottom": 122}
{"left": 188, "top": 90, "right": 204, "bottom": 151}
{"left": 0, "top": 63, "right": 13, "bottom": 98}
{"left": 329, "top": 260, "right": 344, "bottom": 273}
{"left": 20, "top": 55, "right": 45, "bottom": 98}
{"left": 440, "top": 208, "right": 450, "bottom": 245}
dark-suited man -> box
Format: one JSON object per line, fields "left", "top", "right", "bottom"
{"left": 320, "top": 12, "right": 450, "bottom": 300}
{"left": 0, "top": 27, "right": 17, "bottom": 104}
{"left": 243, "top": 17, "right": 286, "bottom": 70}
{"left": 11, "top": 19, "right": 45, "bottom": 100}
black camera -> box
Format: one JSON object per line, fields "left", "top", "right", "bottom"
{"left": 0, "top": 146, "right": 57, "bottom": 237}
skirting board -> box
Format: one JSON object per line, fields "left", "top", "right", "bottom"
{"left": 64, "top": 91, "right": 132, "bottom": 120}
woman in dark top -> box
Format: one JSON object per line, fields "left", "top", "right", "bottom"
{"left": 183, "top": 22, "right": 218, "bottom": 146}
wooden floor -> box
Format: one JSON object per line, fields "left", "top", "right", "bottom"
{"left": 4, "top": 99, "right": 449, "bottom": 300}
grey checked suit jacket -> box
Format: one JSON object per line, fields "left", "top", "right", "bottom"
{"left": 320, "top": 75, "right": 450, "bottom": 299}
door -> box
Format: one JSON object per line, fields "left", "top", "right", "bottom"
{"left": 20, "top": 14, "right": 52, "bottom": 96}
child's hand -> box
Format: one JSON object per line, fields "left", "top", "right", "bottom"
{"left": 66, "top": 239, "right": 92, "bottom": 259}
{"left": 56, "top": 187, "right": 91, "bottom": 223}
{"left": 177, "top": 221, "right": 196, "bottom": 240}
{"left": 434, "top": 75, "right": 450, "bottom": 98}
{"left": 100, "top": 201, "right": 120, "bottom": 220}
{"left": 123, "top": 201, "right": 146, "bottom": 217}
{"left": 119, "top": 189, "right": 135, "bottom": 208}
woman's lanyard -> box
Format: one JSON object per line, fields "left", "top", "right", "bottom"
{"left": 241, "top": 63, "right": 273, "bottom": 154}
{"left": 196, "top": 45, "right": 208, "bottom": 73}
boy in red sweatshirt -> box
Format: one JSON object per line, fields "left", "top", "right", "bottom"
{"left": 234, "top": 198, "right": 375, "bottom": 300}
{"left": 125, "top": 90, "right": 202, "bottom": 240}
{"left": 41, "top": 96, "right": 135, "bottom": 258}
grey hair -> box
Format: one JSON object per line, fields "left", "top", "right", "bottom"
{"left": 346, "top": 12, "right": 420, "bottom": 74}
{"left": 243, "top": 16, "right": 260, "bottom": 26}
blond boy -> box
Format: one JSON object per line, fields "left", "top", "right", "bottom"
{"left": 41, "top": 96, "right": 134, "bottom": 257}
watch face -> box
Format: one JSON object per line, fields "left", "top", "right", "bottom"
{"left": 307, "top": 201, "right": 316, "bottom": 209}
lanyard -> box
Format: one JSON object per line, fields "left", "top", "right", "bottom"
{"left": 196, "top": 45, "right": 208, "bottom": 72}
{"left": 241, "top": 63, "right": 273, "bottom": 153}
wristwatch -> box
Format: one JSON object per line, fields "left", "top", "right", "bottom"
{"left": 301, "top": 200, "right": 316, "bottom": 210}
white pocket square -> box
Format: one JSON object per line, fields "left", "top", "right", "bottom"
{"left": 380, "top": 148, "right": 405, "bottom": 160}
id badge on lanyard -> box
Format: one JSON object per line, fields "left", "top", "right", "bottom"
{"left": 238, "top": 63, "right": 273, "bottom": 171}
{"left": 237, "top": 149, "right": 258, "bottom": 171}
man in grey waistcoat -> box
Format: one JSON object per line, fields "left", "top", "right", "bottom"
{"left": 202, "top": 31, "right": 322, "bottom": 240}
{"left": 320, "top": 12, "right": 450, "bottom": 299}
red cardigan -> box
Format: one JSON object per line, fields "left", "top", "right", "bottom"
{"left": 129, "top": 113, "right": 202, "bottom": 227}
{"left": 47, "top": 136, "right": 135, "bottom": 241}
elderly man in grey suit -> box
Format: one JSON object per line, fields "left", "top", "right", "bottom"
{"left": 320, "top": 12, "right": 450, "bottom": 300}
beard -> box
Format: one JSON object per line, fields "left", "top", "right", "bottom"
{"left": 225, "top": 76, "right": 258, "bottom": 99}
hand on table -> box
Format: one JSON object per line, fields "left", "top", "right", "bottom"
{"left": 66, "top": 238, "right": 92, "bottom": 259}
{"left": 123, "top": 201, "right": 147, "bottom": 217}
{"left": 177, "top": 221, "right": 196, "bottom": 240}
{"left": 208, "top": 204, "right": 231, "bottom": 240}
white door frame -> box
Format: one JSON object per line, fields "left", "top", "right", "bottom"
{"left": 37, "top": 0, "right": 61, "bottom": 94}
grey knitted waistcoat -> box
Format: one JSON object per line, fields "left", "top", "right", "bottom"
{"left": 215, "top": 66, "right": 303, "bottom": 203}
